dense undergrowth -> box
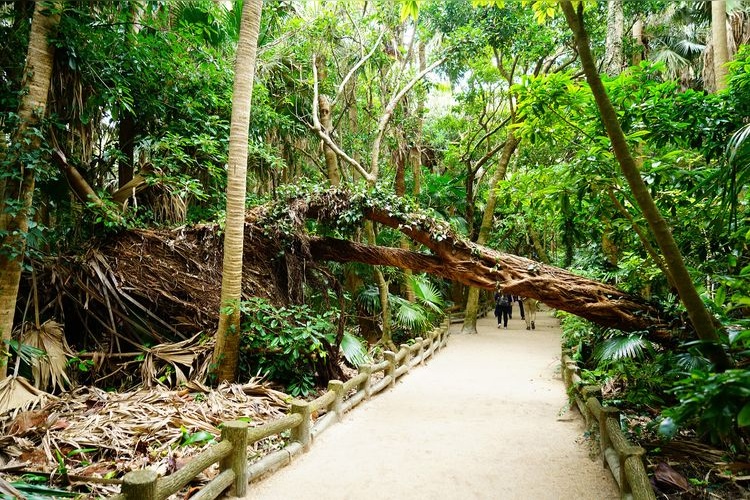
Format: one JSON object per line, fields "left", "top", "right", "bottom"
{"left": 559, "top": 298, "right": 750, "bottom": 497}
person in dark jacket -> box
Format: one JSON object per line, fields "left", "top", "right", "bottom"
{"left": 494, "top": 289, "right": 513, "bottom": 329}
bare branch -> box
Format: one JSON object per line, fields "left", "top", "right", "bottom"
{"left": 332, "top": 30, "right": 386, "bottom": 107}
{"left": 311, "top": 54, "right": 374, "bottom": 183}
{"left": 369, "top": 56, "right": 446, "bottom": 180}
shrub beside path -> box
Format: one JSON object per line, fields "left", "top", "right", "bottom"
{"left": 242, "top": 308, "right": 619, "bottom": 499}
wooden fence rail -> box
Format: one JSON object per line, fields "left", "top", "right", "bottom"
{"left": 112, "top": 318, "right": 452, "bottom": 500}
{"left": 561, "top": 351, "right": 656, "bottom": 500}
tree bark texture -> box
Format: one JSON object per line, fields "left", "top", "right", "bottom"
{"left": 0, "top": 1, "right": 60, "bottom": 380}
{"left": 712, "top": 0, "right": 729, "bottom": 92}
{"left": 212, "top": 0, "right": 263, "bottom": 383}
{"left": 560, "top": 2, "right": 732, "bottom": 369}
{"left": 603, "top": 0, "right": 624, "bottom": 76}
{"left": 318, "top": 94, "right": 340, "bottom": 185}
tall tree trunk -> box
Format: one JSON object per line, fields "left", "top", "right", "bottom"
{"left": 603, "top": 0, "right": 624, "bottom": 76}
{"left": 632, "top": 17, "right": 644, "bottom": 66}
{"left": 393, "top": 127, "right": 416, "bottom": 302}
{"left": 211, "top": 0, "right": 263, "bottom": 383}
{"left": 118, "top": 112, "right": 135, "bottom": 188}
{"left": 410, "top": 42, "right": 426, "bottom": 198}
{"left": 528, "top": 224, "right": 550, "bottom": 264}
{"left": 318, "top": 94, "right": 340, "bottom": 185}
{"left": 462, "top": 133, "right": 519, "bottom": 334}
{"left": 712, "top": 0, "right": 729, "bottom": 91}
{"left": 117, "top": 2, "right": 137, "bottom": 189}
{"left": 561, "top": 1, "right": 733, "bottom": 370}
{"left": 0, "top": 1, "right": 61, "bottom": 380}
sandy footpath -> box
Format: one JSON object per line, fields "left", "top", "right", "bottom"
{"left": 239, "top": 309, "right": 619, "bottom": 500}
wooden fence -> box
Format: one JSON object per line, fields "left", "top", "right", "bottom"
{"left": 561, "top": 351, "right": 656, "bottom": 500}
{"left": 112, "top": 318, "right": 451, "bottom": 500}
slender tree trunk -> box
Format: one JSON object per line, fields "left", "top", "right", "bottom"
{"left": 632, "top": 17, "right": 644, "bottom": 66}
{"left": 0, "top": 1, "right": 61, "bottom": 380}
{"left": 712, "top": 0, "right": 729, "bottom": 91}
{"left": 462, "top": 133, "right": 519, "bottom": 334}
{"left": 118, "top": 112, "right": 135, "bottom": 188}
{"left": 410, "top": 42, "right": 426, "bottom": 198}
{"left": 603, "top": 0, "right": 624, "bottom": 76}
{"left": 211, "top": 0, "right": 263, "bottom": 383}
{"left": 561, "top": 1, "right": 733, "bottom": 370}
{"left": 528, "top": 225, "right": 550, "bottom": 264}
{"left": 319, "top": 94, "right": 340, "bottom": 185}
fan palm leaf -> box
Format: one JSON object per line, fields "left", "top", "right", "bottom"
{"left": 594, "top": 334, "right": 653, "bottom": 363}
{"left": 393, "top": 295, "right": 429, "bottom": 330}
{"left": 337, "top": 332, "right": 369, "bottom": 367}
{"left": 20, "top": 320, "right": 72, "bottom": 392}
{"left": 410, "top": 275, "right": 444, "bottom": 313}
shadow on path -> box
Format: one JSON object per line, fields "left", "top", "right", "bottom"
{"left": 242, "top": 309, "right": 618, "bottom": 500}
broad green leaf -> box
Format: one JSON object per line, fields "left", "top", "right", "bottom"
{"left": 738, "top": 403, "right": 750, "bottom": 427}
{"left": 714, "top": 286, "right": 726, "bottom": 307}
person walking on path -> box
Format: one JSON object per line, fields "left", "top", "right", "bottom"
{"left": 494, "top": 289, "right": 513, "bottom": 329}
{"left": 523, "top": 297, "right": 539, "bottom": 330}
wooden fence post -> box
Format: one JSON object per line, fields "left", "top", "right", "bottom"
{"left": 359, "top": 364, "right": 373, "bottom": 399}
{"left": 384, "top": 351, "right": 396, "bottom": 389}
{"left": 620, "top": 446, "right": 642, "bottom": 497}
{"left": 290, "top": 400, "right": 312, "bottom": 449}
{"left": 400, "top": 344, "right": 411, "bottom": 373}
{"left": 220, "top": 420, "right": 249, "bottom": 497}
{"left": 415, "top": 337, "right": 424, "bottom": 364}
{"left": 121, "top": 469, "right": 158, "bottom": 500}
{"left": 328, "top": 380, "right": 345, "bottom": 420}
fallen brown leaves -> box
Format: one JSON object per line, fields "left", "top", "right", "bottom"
{"left": 0, "top": 380, "right": 290, "bottom": 496}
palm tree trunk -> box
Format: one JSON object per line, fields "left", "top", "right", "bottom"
{"left": 211, "top": 0, "right": 263, "bottom": 383}
{"left": 560, "top": 1, "right": 733, "bottom": 370}
{"left": 712, "top": 0, "right": 729, "bottom": 91}
{"left": 0, "top": 1, "right": 61, "bottom": 380}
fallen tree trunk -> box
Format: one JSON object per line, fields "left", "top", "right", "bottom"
{"left": 289, "top": 188, "right": 673, "bottom": 342}
{"left": 308, "top": 236, "right": 671, "bottom": 341}
{"left": 41, "top": 188, "right": 674, "bottom": 357}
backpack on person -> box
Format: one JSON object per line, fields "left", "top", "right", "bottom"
{"left": 497, "top": 295, "right": 509, "bottom": 307}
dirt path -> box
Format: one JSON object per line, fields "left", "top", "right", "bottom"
{"left": 241, "top": 309, "right": 619, "bottom": 499}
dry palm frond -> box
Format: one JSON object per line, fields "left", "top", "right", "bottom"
{"left": 140, "top": 334, "right": 212, "bottom": 387}
{"left": 0, "top": 379, "right": 289, "bottom": 498}
{"left": 20, "top": 320, "right": 72, "bottom": 392}
{"left": 0, "top": 376, "right": 55, "bottom": 414}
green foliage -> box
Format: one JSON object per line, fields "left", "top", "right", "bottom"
{"left": 593, "top": 334, "right": 654, "bottom": 364}
{"left": 337, "top": 331, "right": 370, "bottom": 367}
{"left": 239, "top": 297, "right": 337, "bottom": 397}
{"left": 357, "top": 274, "right": 444, "bottom": 342}
{"left": 179, "top": 427, "right": 216, "bottom": 447}
{"left": 0, "top": 480, "right": 77, "bottom": 499}
{"left": 660, "top": 369, "right": 750, "bottom": 449}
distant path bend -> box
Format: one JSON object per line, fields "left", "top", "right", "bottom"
{"left": 243, "top": 309, "right": 619, "bottom": 500}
